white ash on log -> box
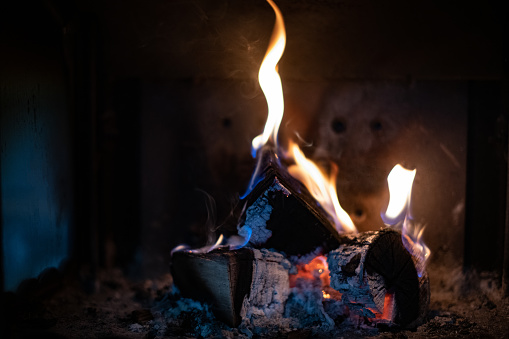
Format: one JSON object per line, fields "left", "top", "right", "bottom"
{"left": 171, "top": 248, "right": 291, "bottom": 328}
{"left": 239, "top": 249, "right": 292, "bottom": 334}
{"left": 237, "top": 151, "right": 342, "bottom": 256}
{"left": 327, "top": 228, "right": 430, "bottom": 327}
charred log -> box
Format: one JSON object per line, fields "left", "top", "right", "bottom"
{"left": 327, "top": 228, "right": 430, "bottom": 328}
{"left": 237, "top": 150, "right": 342, "bottom": 256}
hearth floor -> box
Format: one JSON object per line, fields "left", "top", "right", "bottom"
{"left": 4, "top": 265, "right": 509, "bottom": 339}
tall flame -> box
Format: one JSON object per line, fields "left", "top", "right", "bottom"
{"left": 287, "top": 141, "right": 356, "bottom": 233}
{"left": 244, "top": 0, "right": 355, "bottom": 236}
{"left": 251, "top": 0, "right": 286, "bottom": 155}
{"left": 382, "top": 164, "right": 430, "bottom": 276}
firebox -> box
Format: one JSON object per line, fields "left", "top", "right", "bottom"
{"left": 1, "top": 0, "right": 508, "bottom": 338}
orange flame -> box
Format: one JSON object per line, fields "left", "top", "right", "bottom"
{"left": 251, "top": 0, "right": 286, "bottom": 154}
{"left": 248, "top": 1, "right": 355, "bottom": 236}
{"left": 287, "top": 141, "right": 356, "bottom": 234}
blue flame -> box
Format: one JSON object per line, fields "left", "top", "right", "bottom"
{"left": 381, "top": 208, "right": 407, "bottom": 226}
{"left": 241, "top": 147, "right": 280, "bottom": 199}
{"left": 230, "top": 226, "right": 253, "bottom": 250}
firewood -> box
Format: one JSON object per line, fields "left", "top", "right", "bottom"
{"left": 239, "top": 249, "right": 291, "bottom": 331}
{"left": 327, "top": 228, "right": 429, "bottom": 327}
{"left": 171, "top": 248, "right": 254, "bottom": 327}
{"left": 171, "top": 247, "right": 291, "bottom": 328}
{"left": 238, "top": 150, "right": 342, "bottom": 256}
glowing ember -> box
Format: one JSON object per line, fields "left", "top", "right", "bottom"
{"left": 366, "top": 291, "right": 395, "bottom": 321}
{"left": 251, "top": 0, "right": 286, "bottom": 156}
{"left": 287, "top": 141, "right": 356, "bottom": 234}
{"left": 382, "top": 164, "right": 430, "bottom": 275}
{"left": 289, "top": 255, "right": 331, "bottom": 296}
{"left": 304, "top": 255, "right": 330, "bottom": 287}
{"left": 380, "top": 291, "right": 395, "bottom": 320}
{"left": 290, "top": 255, "right": 330, "bottom": 287}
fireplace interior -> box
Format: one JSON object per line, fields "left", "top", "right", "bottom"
{"left": 1, "top": 0, "right": 508, "bottom": 338}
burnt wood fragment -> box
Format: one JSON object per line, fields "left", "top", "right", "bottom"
{"left": 238, "top": 150, "right": 342, "bottom": 256}
{"left": 328, "top": 228, "right": 429, "bottom": 327}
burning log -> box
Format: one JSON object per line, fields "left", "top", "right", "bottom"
{"left": 237, "top": 150, "right": 343, "bottom": 256}
{"left": 171, "top": 247, "right": 290, "bottom": 328}
{"left": 327, "top": 228, "right": 430, "bottom": 328}
{"left": 169, "top": 0, "right": 431, "bottom": 332}
{"left": 171, "top": 228, "right": 429, "bottom": 330}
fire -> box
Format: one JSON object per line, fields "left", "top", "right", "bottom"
{"left": 289, "top": 255, "right": 334, "bottom": 299}
{"left": 304, "top": 255, "right": 330, "bottom": 287}
{"left": 383, "top": 164, "right": 416, "bottom": 224}
{"left": 171, "top": 234, "right": 224, "bottom": 255}
{"left": 248, "top": 1, "right": 355, "bottom": 235}
{"left": 251, "top": 0, "right": 286, "bottom": 155}
{"left": 382, "top": 164, "right": 430, "bottom": 275}
{"left": 287, "top": 141, "right": 356, "bottom": 234}
{"left": 289, "top": 255, "right": 342, "bottom": 301}
{"left": 289, "top": 256, "right": 329, "bottom": 287}
{"left": 366, "top": 291, "right": 395, "bottom": 320}
{"left": 245, "top": 1, "right": 355, "bottom": 237}
{"left": 247, "top": 1, "right": 355, "bottom": 236}
{"left": 381, "top": 291, "right": 395, "bottom": 320}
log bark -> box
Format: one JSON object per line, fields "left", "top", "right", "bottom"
{"left": 237, "top": 151, "right": 342, "bottom": 256}
{"left": 327, "top": 228, "right": 429, "bottom": 327}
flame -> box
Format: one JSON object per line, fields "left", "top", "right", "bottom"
{"left": 383, "top": 164, "right": 416, "bottom": 224}
{"left": 287, "top": 141, "right": 356, "bottom": 234}
{"left": 382, "top": 164, "right": 430, "bottom": 275}
{"left": 229, "top": 226, "right": 252, "bottom": 250}
{"left": 171, "top": 234, "right": 224, "bottom": 255}
{"left": 245, "top": 1, "right": 354, "bottom": 237}
{"left": 402, "top": 228, "right": 430, "bottom": 277}
{"left": 251, "top": 0, "right": 286, "bottom": 155}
